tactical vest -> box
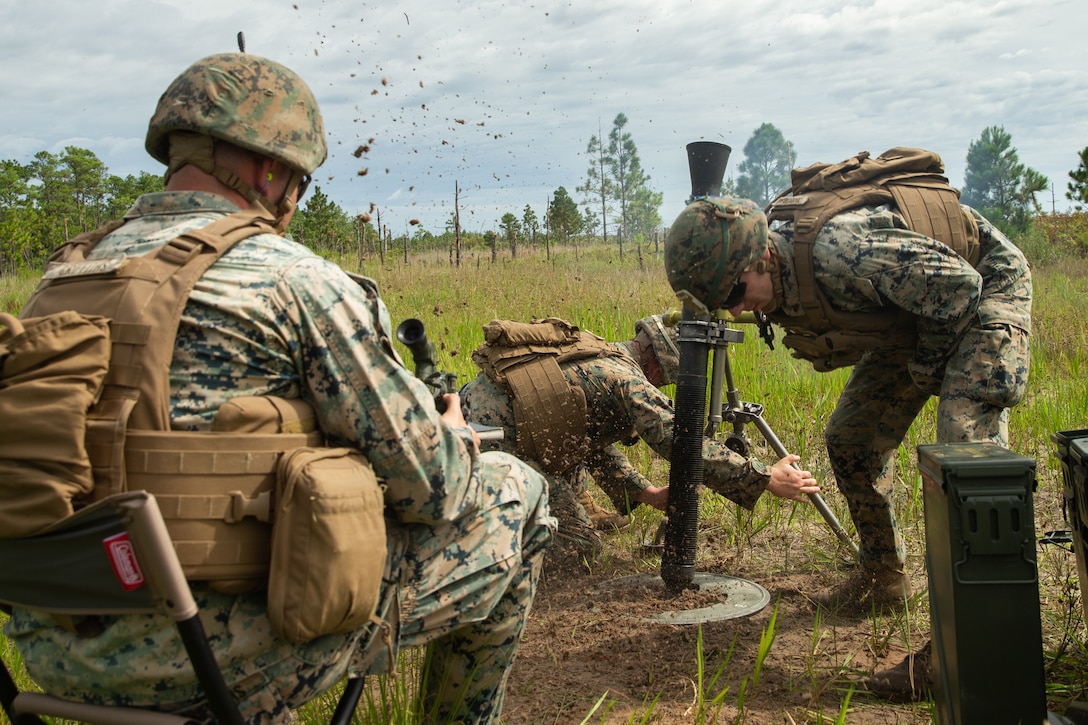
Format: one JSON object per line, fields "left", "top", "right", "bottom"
{"left": 14, "top": 206, "right": 323, "bottom": 587}
{"left": 763, "top": 148, "right": 982, "bottom": 371}
{"left": 471, "top": 318, "right": 622, "bottom": 475}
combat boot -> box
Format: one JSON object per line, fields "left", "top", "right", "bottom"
{"left": 551, "top": 521, "right": 602, "bottom": 567}
{"left": 810, "top": 567, "right": 913, "bottom": 614}
{"left": 576, "top": 490, "right": 629, "bottom": 531}
{"left": 548, "top": 485, "right": 603, "bottom": 567}
{"left": 868, "top": 640, "right": 932, "bottom": 702}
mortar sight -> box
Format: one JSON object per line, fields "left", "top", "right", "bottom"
{"left": 396, "top": 317, "right": 428, "bottom": 352}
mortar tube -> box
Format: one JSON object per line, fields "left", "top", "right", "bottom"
{"left": 686, "top": 141, "right": 731, "bottom": 201}
{"left": 661, "top": 312, "right": 709, "bottom": 591}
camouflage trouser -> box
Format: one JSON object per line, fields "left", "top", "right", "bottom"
{"left": 825, "top": 319, "right": 1030, "bottom": 575}
{"left": 5, "top": 451, "right": 554, "bottom": 725}
{"left": 460, "top": 373, "right": 600, "bottom": 561}
{"left": 388, "top": 452, "right": 555, "bottom": 723}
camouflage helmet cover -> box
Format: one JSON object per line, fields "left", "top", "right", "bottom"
{"left": 145, "top": 53, "right": 327, "bottom": 175}
{"left": 634, "top": 314, "right": 680, "bottom": 386}
{"left": 664, "top": 196, "right": 769, "bottom": 314}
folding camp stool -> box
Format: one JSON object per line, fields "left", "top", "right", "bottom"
{"left": 0, "top": 491, "right": 364, "bottom": 725}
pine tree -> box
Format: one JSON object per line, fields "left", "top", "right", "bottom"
{"left": 546, "top": 186, "right": 582, "bottom": 243}
{"left": 962, "top": 125, "right": 1048, "bottom": 232}
{"left": 735, "top": 123, "right": 795, "bottom": 206}
{"left": 1066, "top": 146, "right": 1088, "bottom": 208}
{"left": 578, "top": 126, "right": 612, "bottom": 244}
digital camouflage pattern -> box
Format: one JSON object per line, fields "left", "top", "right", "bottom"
{"left": 664, "top": 196, "right": 769, "bottom": 315}
{"left": 767, "top": 203, "right": 1031, "bottom": 575}
{"left": 634, "top": 314, "right": 681, "bottom": 385}
{"left": 460, "top": 339, "right": 773, "bottom": 560}
{"left": 145, "top": 53, "right": 327, "bottom": 175}
{"left": 4, "top": 191, "right": 555, "bottom": 724}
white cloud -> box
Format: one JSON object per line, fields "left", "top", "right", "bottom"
{"left": 0, "top": 0, "right": 1085, "bottom": 231}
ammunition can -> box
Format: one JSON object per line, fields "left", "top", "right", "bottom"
{"left": 918, "top": 442, "right": 1045, "bottom": 725}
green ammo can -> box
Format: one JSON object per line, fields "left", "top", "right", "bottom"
{"left": 918, "top": 442, "right": 1045, "bottom": 725}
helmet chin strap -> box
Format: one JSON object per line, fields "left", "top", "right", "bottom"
{"left": 754, "top": 251, "right": 782, "bottom": 351}
{"left": 269, "top": 168, "right": 308, "bottom": 231}
{"left": 166, "top": 132, "right": 301, "bottom": 231}
{"left": 764, "top": 249, "right": 784, "bottom": 316}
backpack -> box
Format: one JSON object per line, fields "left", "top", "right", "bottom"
{"left": 767, "top": 147, "right": 979, "bottom": 262}
{"left": 763, "top": 148, "right": 982, "bottom": 370}
{"left": 0, "top": 206, "right": 279, "bottom": 539}
{"left": 0, "top": 311, "right": 112, "bottom": 536}
{"left": 472, "top": 318, "right": 622, "bottom": 475}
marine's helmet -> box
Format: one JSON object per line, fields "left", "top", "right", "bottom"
{"left": 145, "top": 53, "right": 327, "bottom": 224}
{"left": 634, "top": 314, "right": 680, "bottom": 386}
{"left": 664, "top": 197, "right": 769, "bottom": 315}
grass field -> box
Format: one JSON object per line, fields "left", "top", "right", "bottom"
{"left": 2, "top": 238, "right": 1088, "bottom": 723}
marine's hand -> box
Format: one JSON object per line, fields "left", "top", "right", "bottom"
{"left": 765, "top": 454, "right": 820, "bottom": 503}
{"left": 440, "top": 392, "right": 480, "bottom": 446}
{"left": 637, "top": 485, "right": 669, "bottom": 511}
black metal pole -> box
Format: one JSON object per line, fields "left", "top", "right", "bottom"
{"left": 659, "top": 139, "right": 733, "bottom": 590}
{"left": 661, "top": 311, "right": 709, "bottom": 591}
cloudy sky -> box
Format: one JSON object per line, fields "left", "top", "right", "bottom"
{"left": 2, "top": 0, "right": 1085, "bottom": 234}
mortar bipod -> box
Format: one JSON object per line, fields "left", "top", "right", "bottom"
{"left": 704, "top": 315, "right": 860, "bottom": 560}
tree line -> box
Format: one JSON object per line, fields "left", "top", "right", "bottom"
{"left": 728, "top": 122, "right": 1085, "bottom": 237}
{"left": 0, "top": 112, "right": 669, "bottom": 274}
{"left": 3, "top": 120, "right": 1088, "bottom": 275}
{"left": 0, "top": 148, "right": 164, "bottom": 275}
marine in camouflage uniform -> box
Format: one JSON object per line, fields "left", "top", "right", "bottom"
{"left": 4, "top": 53, "right": 555, "bottom": 725}
{"left": 459, "top": 316, "right": 805, "bottom": 562}
{"left": 769, "top": 205, "right": 1031, "bottom": 582}
{"left": 665, "top": 195, "right": 1032, "bottom": 603}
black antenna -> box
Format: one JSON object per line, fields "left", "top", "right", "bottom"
{"left": 237, "top": 31, "right": 246, "bottom": 53}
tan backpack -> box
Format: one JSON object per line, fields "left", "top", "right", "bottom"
{"left": 763, "top": 148, "right": 982, "bottom": 370}
{"left": 472, "top": 318, "right": 622, "bottom": 475}
{"left": 0, "top": 310, "right": 112, "bottom": 535}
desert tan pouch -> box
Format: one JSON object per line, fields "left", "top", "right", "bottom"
{"left": 0, "top": 311, "right": 111, "bottom": 537}
{"left": 268, "top": 446, "right": 387, "bottom": 643}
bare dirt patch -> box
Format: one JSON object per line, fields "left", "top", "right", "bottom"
{"left": 500, "top": 439, "right": 1088, "bottom": 725}
{"left": 503, "top": 515, "right": 941, "bottom": 725}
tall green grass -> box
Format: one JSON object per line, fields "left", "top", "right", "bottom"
{"left": 369, "top": 245, "right": 677, "bottom": 385}
{"left": 364, "top": 243, "right": 1088, "bottom": 721}
{"left": 0, "top": 272, "right": 38, "bottom": 315}
{"left": 2, "top": 240, "right": 1087, "bottom": 723}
